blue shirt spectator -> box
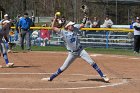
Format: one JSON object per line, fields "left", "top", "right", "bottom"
{"left": 18, "top": 17, "right": 32, "bottom": 30}
{"left": 18, "top": 13, "right": 32, "bottom": 51}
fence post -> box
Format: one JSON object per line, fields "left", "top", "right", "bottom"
{"left": 106, "top": 31, "right": 109, "bottom": 48}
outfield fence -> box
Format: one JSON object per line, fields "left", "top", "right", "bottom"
{"left": 10, "top": 27, "right": 134, "bottom": 49}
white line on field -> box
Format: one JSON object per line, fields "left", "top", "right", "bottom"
{"left": 130, "top": 58, "right": 140, "bottom": 60}
{"left": 90, "top": 54, "right": 140, "bottom": 60}
{"left": 0, "top": 72, "right": 128, "bottom": 91}
{"left": 0, "top": 79, "right": 128, "bottom": 91}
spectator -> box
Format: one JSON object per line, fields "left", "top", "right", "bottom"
{"left": 18, "top": 12, "right": 32, "bottom": 51}
{"left": 90, "top": 17, "right": 101, "bottom": 34}
{"left": 31, "top": 30, "right": 39, "bottom": 46}
{"left": 31, "top": 16, "right": 35, "bottom": 24}
{"left": 9, "top": 19, "right": 15, "bottom": 42}
{"left": 102, "top": 16, "right": 114, "bottom": 38}
{"left": 53, "top": 16, "right": 66, "bottom": 28}
{"left": 30, "top": 16, "right": 35, "bottom": 34}
{"left": 29, "top": 16, "right": 35, "bottom": 45}
{"left": 51, "top": 17, "right": 60, "bottom": 28}
{"left": 83, "top": 16, "right": 92, "bottom": 28}
{"left": 133, "top": 17, "right": 140, "bottom": 54}
{"left": 57, "top": 16, "right": 66, "bottom": 28}
{"left": 40, "top": 24, "right": 50, "bottom": 46}
{"left": 82, "top": 16, "right": 92, "bottom": 36}
{"left": 103, "top": 16, "right": 113, "bottom": 28}
{"left": 91, "top": 17, "right": 100, "bottom": 28}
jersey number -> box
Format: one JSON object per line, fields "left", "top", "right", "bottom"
{"left": 70, "top": 38, "right": 75, "bottom": 43}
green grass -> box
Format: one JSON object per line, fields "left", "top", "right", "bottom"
{"left": 12, "top": 45, "right": 138, "bottom": 56}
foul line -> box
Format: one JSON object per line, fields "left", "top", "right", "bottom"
{"left": 90, "top": 54, "right": 140, "bottom": 60}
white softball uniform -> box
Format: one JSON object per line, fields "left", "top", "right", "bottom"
{"left": 58, "top": 25, "right": 95, "bottom": 71}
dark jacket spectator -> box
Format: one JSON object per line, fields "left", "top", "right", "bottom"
{"left": 91, "top": 17, "right": 100, "bottom": 28}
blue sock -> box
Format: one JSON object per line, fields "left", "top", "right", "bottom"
{"left": 3, "top": 53, "right": 9, "bottom": 64}
{"left": 5, "top": 41, "right": 9, "bottom": 50}
{"left": 50, "top": 68, "right": 63, "bottom": 81}
{"left": 92, "top": 63, "right": 104, "bottom": 77}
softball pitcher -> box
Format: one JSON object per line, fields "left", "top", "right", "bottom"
{"left": 42, "top": 14, "right": 109, "bottom": 82}
{"left": 0, "top": 21, "right": 14, "bottom": 67}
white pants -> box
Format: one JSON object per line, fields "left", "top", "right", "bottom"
{"left": 60, "top": 49, "right": 95, "bottom": 71}
{"left": 0, "top": 42, "right": 7, "bottom": 55}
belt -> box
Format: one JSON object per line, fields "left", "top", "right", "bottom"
{"left": 67, "top": 46, "right": 83, "bottom": 52}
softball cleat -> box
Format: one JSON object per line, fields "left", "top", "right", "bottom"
{"left": 102, "top": 75, "right": 110, "bottom": 83}
{"left": 6, "top": 63, "right": 14, "bottom": 68}
{"left": 41, "top": 77, "right": 51, "bottom": 81}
